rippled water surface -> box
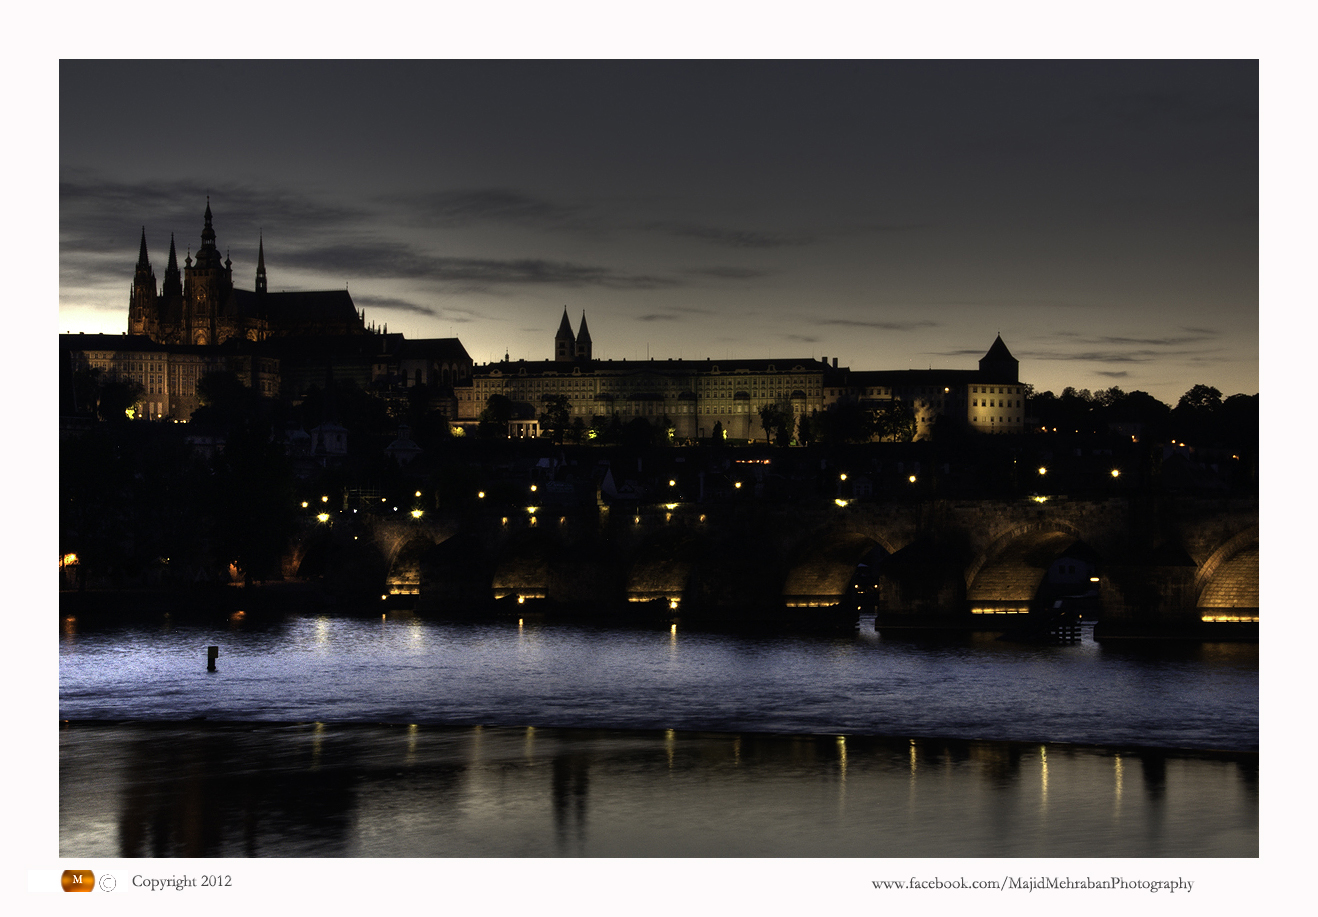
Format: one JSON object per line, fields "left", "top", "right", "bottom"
{"left": 59, "top": 612, "right": 1257, "bottom": 750}
{"left": 58, "top": 611, "right": 1258, "bottom": 857}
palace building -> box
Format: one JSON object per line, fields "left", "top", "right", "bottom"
{"left": 456, "top": 309, "right": 1028, "bottom": 441}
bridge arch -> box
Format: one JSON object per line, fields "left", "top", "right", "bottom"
{"left": 965, "top": 521, "right": 1090, "bottom": 611}
{"left": 1194, "top": 524, "right": 1259, "bottom": 617}
{"left": 781, "top": 531, "right": 887, "bottom": 608}
{"left": 624, "top": 528, "right": 709, "bottom": 607}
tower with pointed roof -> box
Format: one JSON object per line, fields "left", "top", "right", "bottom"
{"left": 575, "top": 311, "right": 592, "bottom": 361}
{"left": 128, "top": 228, "right": 158, "bottom": 338}
{"left": 181, "top": 198, "right": 235, "bottom": 344}
{"left": 554, "top": 307, "right": 576, "bottom": 361}
{"left": 255, "top": 234, "right": 267, "bottom": 295}
{"left": 978, "top": 334, "right": 1019, "bottom": 382}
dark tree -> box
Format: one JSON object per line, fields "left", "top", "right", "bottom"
{"left": 538, "top": 394, "right": 571, "bottom": 444}
{"left": 477, "top": 393, "right": 514, "bottom": 438}
{"left": 96, "top": 377, "right": 145, "bottom": 423}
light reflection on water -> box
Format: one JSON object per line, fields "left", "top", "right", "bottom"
{"left": 59, "top": 612, "right": 1257, "bottom": 751}
{"left": 59, "top": 722, "right": 1257, "bottom": 858}
{"left": 58, "top": 610, "right": 1258, "bottom": 858}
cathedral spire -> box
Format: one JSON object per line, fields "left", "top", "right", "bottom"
{"left": 554, "top": 306, "right": 576, "bottom": 361}
{"left": 201, "top": 196, "right": 216, "bottom": 248}
{"left": 162, "top": 233, "right": 182, "bottom": 300}
{"left": 255, "top": 233, "right": 268, "bottom": 295}
{"left": 136, "top": 227, "right": 150, "bottom": 267}
{"left": 575, "top": 310, "right": 592, "bottom": 361}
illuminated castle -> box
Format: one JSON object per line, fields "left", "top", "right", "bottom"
{"left": 128, "top": 199, "right": 368, "bottom": 345}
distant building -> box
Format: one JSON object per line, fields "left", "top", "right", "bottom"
{"left": 61, "top": 333, "right": 278, "bottom": 421}
{"left": 64, "top": 201, "right": 472, "bottom": 422}
{"left": 457, "top": 315, "right": 1027, "bottom": 442}
{"left": 128, "top": 200, "right": 369, "bottom": 345}
{"left": 825, "top": 335, "right": 1030, "bottom": 439}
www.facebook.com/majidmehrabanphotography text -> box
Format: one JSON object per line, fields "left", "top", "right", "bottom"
{"left": 873, "top": 877, "right": 1194, "bottom": 893}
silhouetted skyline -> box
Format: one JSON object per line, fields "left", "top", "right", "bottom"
{"left": 59, "top": 60, "right": 1257, "bottom": 404}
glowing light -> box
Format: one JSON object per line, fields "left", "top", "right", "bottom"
{"left": 1110, "top": 469, "right": 1120, "bottom": 478}
{"left": 669, "top": 598, "right": 680, "bottom": 610}
{"left": 60, "top": 553, "right": 78, "bottom": 567}
{"left": 669, "top": 479, "right": 676, "bottom": 487}
{"left": 517, "top": 595, "right": 525, "bottom": 604}
{"left": 839, "top": 473, "right": 847, "bottom": 481}
{"left": 316, "top": 512, "right": 330, "bottom": 523}
{"left": 734, "top": 482, "right": 742, "bottom": 489}
{"left": 1090, "top": 576, "right": 1100, "bottom": 582}
{"left": 381, "top": 594, "right": 387, "bottom": 600}
{"left": 530, "top": 484, "right": 537, "bottom": 492}
{"left": 301, "top": 501, "right": 309, "bottom": 508}
{"left": 670, "top": 623, "right": 677, "bottom": 635}
{"left": 1031, "top": 495, "right": 1049, "bottom": 503}
{"left": 834, "top": 498, "right": 850, "bottom": 507}
{"left": 410, "top": 509, "right": 423, "bottom": 519}
{"left": 415, "top": 490, "right": 422, "bottom": 497}
{"left": 908, "top": 475, "right": 916, "bottom": 483}
{"left": 1037, "top": 466, "right": 1047, "bottom": 475}
{"left": 526, "top": 506, "right": 538, "bottom": 514}
{"left": 478, "top": 491, "right": 485, "bottom": 499}
{"left": 321, "top": 495, "right": 329, "bottom": 503}
{"left": 664, "top": 503, "right": 678, "bottom": 510}
{"left": 1201, "top": 613, "right": 1259, "bottom": 623}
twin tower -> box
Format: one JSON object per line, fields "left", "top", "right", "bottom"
{"left": 554, "top": 308, "right": 593, "bottom": 361}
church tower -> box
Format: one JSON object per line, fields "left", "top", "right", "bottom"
{"left": 182, "top": 198, "right": 234, "bottom": 345}
{"left": 575, "top": 311, "right": 592, "bottom": 361}
{"left": 128, "top": 228, "right": 158, "bottom": 338}
{"left": 554, "top": 306, "right": 576, "bottom": 361}
{"left": 255, "top": 234, "right": 268, "bottom": 295}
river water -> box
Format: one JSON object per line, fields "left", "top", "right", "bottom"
{"left": 58, "top": 610, "right": 1258, "bottom": 857}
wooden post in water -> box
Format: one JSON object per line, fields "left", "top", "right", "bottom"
{"left": 207, "top": 646, "right": 219, "bottom": 671}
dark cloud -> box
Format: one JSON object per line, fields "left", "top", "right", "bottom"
{"left": 281, "top": 242, "right": 680, "bottom": 292}
{"left": 685, "top": 266, "right": 774, "bottom": 280}
{"left": 651, "top": 221, "right": 815, "bottom": 249}
{"left": 636, "top": 314, "right": 680, "bottom": 322}
{"left": 1053, "top": 330, "right": 1219, "bottom": 347}
{"left": 1028, "top": 348, "right": 1220, "bottom": 364}
{"left": 786, "top": 334, "right": 821, "bottom": 343}
{"left": 1095, "top": 370, "right": 1131, "bottom": 379}
{"left": 384, "top": 188, "right": 583, "bottom": 228}
{"left": 819, "top": 319, "right": 940, "bottom": 331}
{"left": 60, "top": 171, "right": 367, "bottom": 250}
{"left": 350, "top": 294, "right": 487, "bottom": 323}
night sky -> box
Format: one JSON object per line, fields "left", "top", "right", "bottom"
{"left": 58, "top": 60, "right": 1258, "bottom": 404}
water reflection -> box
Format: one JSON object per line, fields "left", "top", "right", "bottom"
{"left": 60, "top": 722, "right": 1257, "bottom": 858}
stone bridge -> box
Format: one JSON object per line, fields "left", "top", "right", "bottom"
{"left": 281, "top": 494, "right": 1257, "bottom": 636}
